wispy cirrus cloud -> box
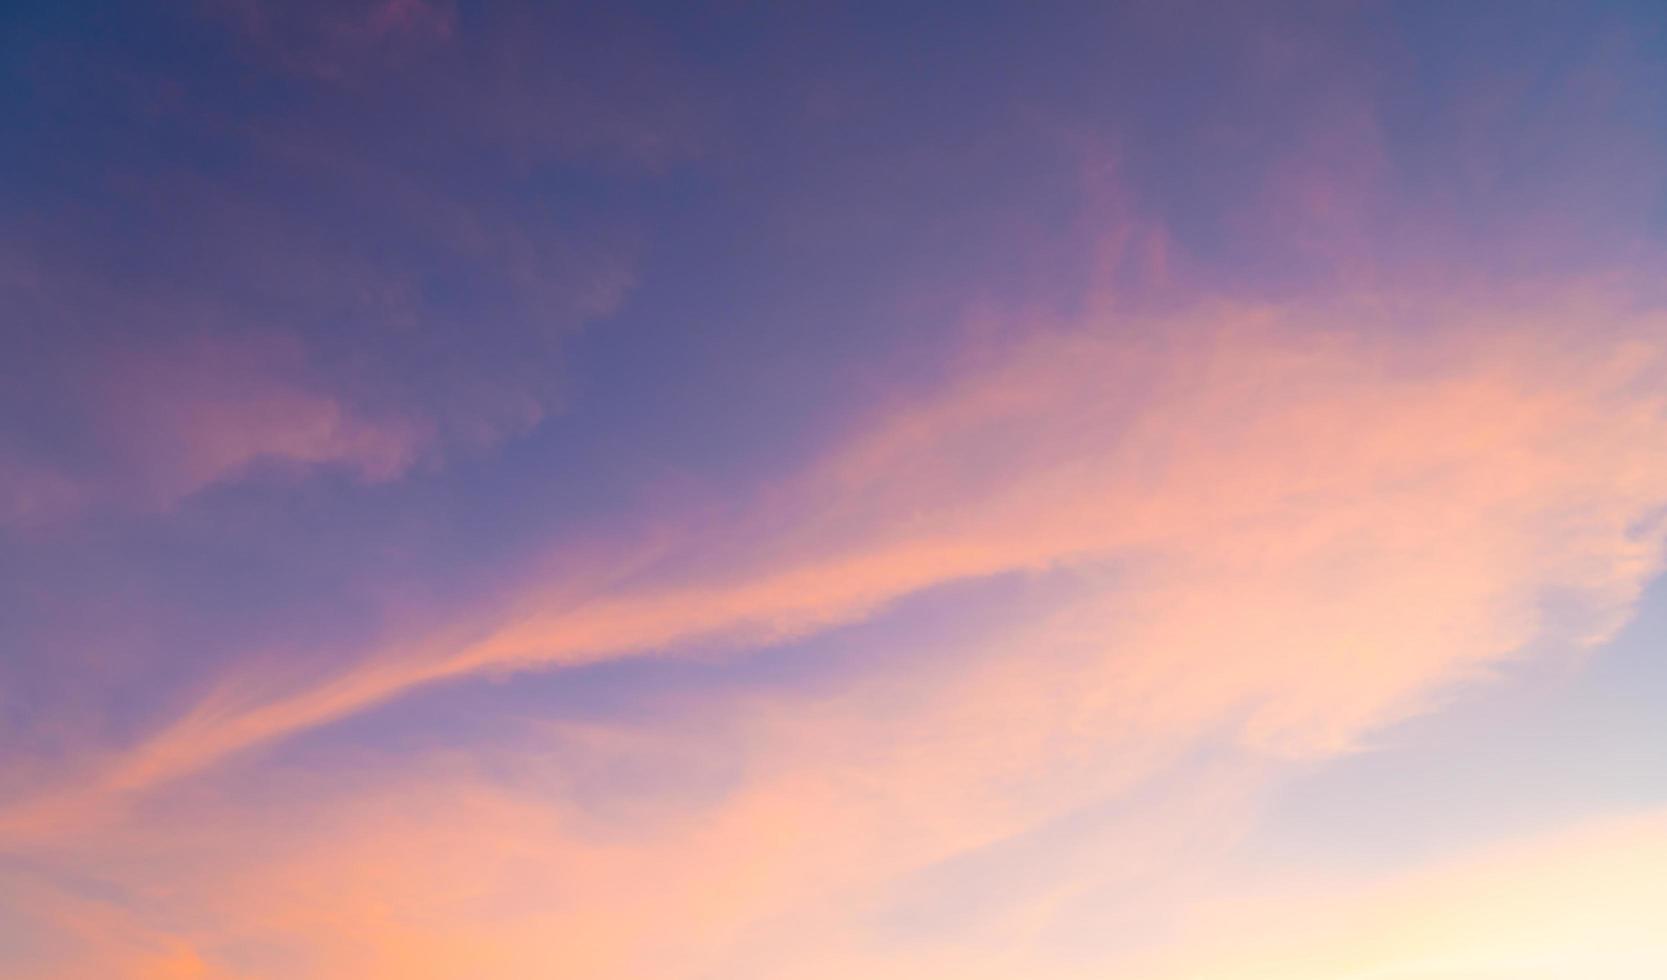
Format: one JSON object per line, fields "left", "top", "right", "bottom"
{"left": 5, "top": 271, "right": 1666, "bottom": 975}
{"left": 5, "top": 3, "right": 1667, "bottom": 977}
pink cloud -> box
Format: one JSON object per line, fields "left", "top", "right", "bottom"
{"left": 1, "top": 0, "right": 700, "bottom": 536}
{"left": 27, "top": 288, "right": 1659, "bottom": 780}
{"left": 0, "top": 330, "right": 435, "bottom": 529}
{"left": 5, "top": 274, "right": 1667, "bottom": 980}
{"left": 7, "top": 9, "right": 1667, "bottom": 976}
{"left": 97, "top": 332, "right": 428, "bottom": 505}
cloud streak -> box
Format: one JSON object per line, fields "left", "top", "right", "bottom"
{"left": 7, "top": 280, "right": 1666, "bottom": 980}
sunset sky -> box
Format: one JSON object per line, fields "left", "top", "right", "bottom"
{"left": 4, "top": 2, "right": 1667, "bottom": 977}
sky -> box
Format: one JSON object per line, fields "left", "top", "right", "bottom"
{"left": 3, "top": 1, "right": 1667, "bottom": 977}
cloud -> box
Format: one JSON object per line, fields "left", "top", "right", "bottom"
{"left": 0, "top": 0, "right": 704, "bottom": 525}
{"left": 96, "top": 284, "right": 1654, "bottom": 768}
{"left": 4, "top": 274, "right": 1666, "bottom": 976}
{"left": 6, "top": 5, "right": 1667, "bottom": 975}
{"left": 99, "top": 332, "right": 428, "bottom": 503}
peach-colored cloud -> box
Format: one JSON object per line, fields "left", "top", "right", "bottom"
{"left": 3, "top": 279, "right": 1666, "bottom": 978}
{"left": 0, "top": 715, "right": 1259, "bottom": 978}
{"left": 6, "top": 282, "right": 1665, "bottom": 849}
{"left": 0, "top": 868, "right": 211, "bottom": 980}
